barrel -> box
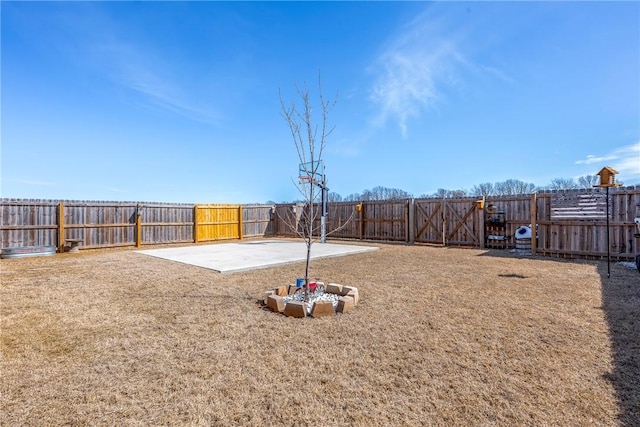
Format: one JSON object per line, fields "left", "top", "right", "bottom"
{"left": 515, "top": 239, "right": 532, "bottom": 251}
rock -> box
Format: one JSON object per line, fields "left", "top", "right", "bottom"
{"left": 326, "top": 283, "right": 343, "bottom": 295}
{"left": 346, "top": 289, "right": 359, "bottom": 305}
{"left": 274, "top": 285, "right": 288, "bottom": 297}
{"left": 263, "top": 290, "right": 275, "bottom": 305}
{"left": 337, "top": 296, "right": 355, "bottom": 313}
{"left": 284, "top": 301, "right": 307, "bottom": 318}
{"left": 340, "top": 285, "right": 356, "bottom": 296}
{"left": 267, "top": 294, "right": 285, "bottom": 313}
{"left": 310, "top": 300, "right": 335, "bottom": 317}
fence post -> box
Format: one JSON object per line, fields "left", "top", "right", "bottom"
{"left": 359, "top": 202, "right": 364, "bottom": 240}
{"left": 478, "top": 200, "right": 485, "bottom": 249}
{"left": 57, "top": 202, "right": 65, "bottom": 253}
{"left": 193, "top": 205, "right": 199, "bottom": 243}
{"left": 441, "top": 199, "right": 447, "bottom": 246}
{"left": 135, "top": 204, "right": 142, "bottom": 248}
{"left": 238, "top": 205, "right": 243, "bottom": 240}
{"left": 530, "top": 193, "right": 537, "bottom": 256}
{"left": 408, "top": 199, "right": 415, "bottom": 244}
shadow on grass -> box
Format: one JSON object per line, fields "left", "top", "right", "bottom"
{"left": 477, "top": 249, "right": 640, "bottom": 424}
{"left": 599, "top": 263, "right": 640, "bottom": 426}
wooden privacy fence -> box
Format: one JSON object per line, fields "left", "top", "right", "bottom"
{"left": 0, "top": 200, "right": 274, "bottom": 251}
{"left": 2, "top": 186, "right": 638, "bottom": 260}
{"left": 271, "top": 186, "right": 639, "bottom": 260}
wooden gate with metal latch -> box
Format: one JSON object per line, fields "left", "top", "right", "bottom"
{"left": 414, "top": 199, "right": 481, "bottom": 246}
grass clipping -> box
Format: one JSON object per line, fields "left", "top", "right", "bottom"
{"left": 1, "top": 242, "right": 638, "bottom": 426}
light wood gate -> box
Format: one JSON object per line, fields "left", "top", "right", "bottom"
{"left": 194, "top": 204, "right": 242, "bottom": 242}
{"left": 414, "top": 199, "right": 481, "bottom": 246}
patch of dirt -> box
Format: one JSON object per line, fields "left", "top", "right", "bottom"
{"left": 1, "top": 241, "right": 638, "bottom": 426}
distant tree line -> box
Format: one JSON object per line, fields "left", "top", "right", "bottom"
{"left": 269, "top": 174, "right": 614, "bottom": 203}
{"left": 329, "top": 175, "right": 605, "bottom": 202}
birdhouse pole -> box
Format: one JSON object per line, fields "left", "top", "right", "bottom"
{"left": 594, "top": 166, "right": 621, "bottom": 278}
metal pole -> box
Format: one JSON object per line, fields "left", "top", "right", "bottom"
{"left": 320, "top": 177, "right": 327, "bottom": 244}
{"left": 606, "top": 186, "right": 610, "bottom": 278}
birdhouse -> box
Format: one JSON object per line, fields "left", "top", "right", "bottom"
{"left": 595, "top": 166, "right": 621, "bottom": 188}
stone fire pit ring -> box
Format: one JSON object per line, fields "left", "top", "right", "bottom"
{"left": 263, "top": 282, "right": 359, "bottom": 318}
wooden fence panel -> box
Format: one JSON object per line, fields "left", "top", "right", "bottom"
{"left": 141, "top": 204, "right": 194, "bottom": 245}
{"left": 242, "top": 205, "right": 274, "bottom": 238}
{"left": 2, "top": 187, "right": 638, "bottom": 260}
{"left": 63, "top": 202, "right": 137, "bottom": 249}
{"left": 443, "top": 199, "right": 480, "bottom": 246}
{"left": 195, "top": 204, "right": 241, "bottom": 242}
{"left": 535, "top": 188, "right": 639, "bottom": 258}
{"left": 415, "top": 198, "right": 482, "bottom": 246}
{"left": 361, "top": 200, "right": 408, "bottom": 242}
{"left": 326, "top": 202, "right": 359, "bottom": 239}
{"left": 483, "top": 196, "right": 533, "bottom": 248}
{"left": 414, "top": 199, "right": 444, "bottom": 244}
{"left": 0, "top": 199, "right": 58, "bottom": 248}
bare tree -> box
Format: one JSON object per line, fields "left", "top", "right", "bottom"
{"left": 279, "top": 76, "right": 355, "bottom": 301}
{"left": 578, "top": 175, "right": 599, "bottom": 189}
{"left": 431, "top": 188, "right": 467, "bottom": 198}
{"left": 471, "top": 182, "right": 495, "bottom": 198}
{"left": 548, "top": 177, "right": 579, "bottom": 190}
{"left": 495, "top": 179, "right": 536, "bottom": 195}
{"left": 328, "top": 192, "right": 343, "bottom": 202}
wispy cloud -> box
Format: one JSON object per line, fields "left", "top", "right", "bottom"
{"left": 368, "top": 13, "right": 462, "bottom": 137}
{"left": 575, "top": 154, "right": 617, "bottom": 165}
{"left": 576, "top": 142, "right": 640, "bottom": 182}
{"left": 94, "top": 40, "right": 222, "bottom": 126}
{"left": 47, "top": 5, "right": 222, "bottom": 126}
{"left": 367, "top": 5, "right": 515, "bottom": 139}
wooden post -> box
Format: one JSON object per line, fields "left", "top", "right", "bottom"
{"left": 531, "top": 193, "right": 537, "bottom": 256}
{"left": 359, "top": 202, "right": 365, "bottom": 240}
{"left": 135, "top": 204, "right": 142, "bottom": 248}
{"left": 238, "top": 205, "right": 243, "bottom": 240}
{"left": 193, "top": 205, "right": 199, "bottom": 243}
{"left": 57, "top": 202, "right": 65, "bottom": 253}
{"left": 441, "top": 199, "right": 446, "bottom": 246}
{"left": 478, "top": 200, "right": 485, "bottom": 249}
{"left": 271, "top": 206, "right": 277, "bottom": 236}
{"left": 408, "top": 199, "right": 415, "bottom": 244}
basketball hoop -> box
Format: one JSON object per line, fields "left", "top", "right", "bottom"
{"left": 299, "top": 175, "right": 313, "bottom": 184}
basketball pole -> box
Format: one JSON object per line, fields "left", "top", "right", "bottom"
{"left": 319, "top": 176, "right": 328, "bottom": 244}
{"left": 299, "top": 161, "right": 328, "bottom": 244}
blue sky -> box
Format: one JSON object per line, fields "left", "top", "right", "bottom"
{"left": 2, "top": 1, "right": 639, "bottom": 203}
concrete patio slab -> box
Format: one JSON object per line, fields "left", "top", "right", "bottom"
{"left": 136, "top": 240, "right": 378, "bottom": 273}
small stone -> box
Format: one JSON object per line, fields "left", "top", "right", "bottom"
{"left": 337, "top": 296, "right": 355, "bottom": 313}
{"left": 267, "top": 295, "right": 285, "bottom": 313}
{"left": 346, "top": 289, "right": 359, "bottom": 305}
{"left": 340, "top": 285, "right": 356, "bottom": 296}
{"left": 326, "top": 283, "right": 343, "bottom": 294}
{"left": 284, "top": 301, "right": 307, "bottom": 318}
{"left": 310, "top": 300, "right": 335, "bottom": 317}
{"left": 263, "top": 290, "right": 275, "bottom": 305}
{"left": 274, "top": 285, "right": 288, "bottom": 297}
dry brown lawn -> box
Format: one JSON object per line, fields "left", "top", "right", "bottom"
{"left": 1, "top": 240, "right": 638, "bottom": 426}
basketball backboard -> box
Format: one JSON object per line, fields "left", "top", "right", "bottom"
{"left": 298, "top": 160, "right": 324, "bottom": 184}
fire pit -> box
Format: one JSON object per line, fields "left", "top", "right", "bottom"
{"left": 263, "top": 282, "right": 359, "bottom": 318}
